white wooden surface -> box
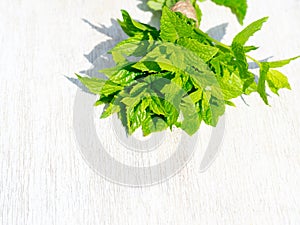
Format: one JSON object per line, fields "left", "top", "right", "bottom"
{"left": 1, "top": 0, "right": 300, "bottom": 224}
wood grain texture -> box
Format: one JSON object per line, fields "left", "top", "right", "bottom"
{"left": 1, "top": 0, "right": 300, "bottom": 224}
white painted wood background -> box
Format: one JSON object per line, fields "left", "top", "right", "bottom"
{"left": 1, "top": 0, "right": 300, "bottom": 224}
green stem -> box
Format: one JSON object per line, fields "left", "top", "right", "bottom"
{"left": 194, "top": 28, "right": 231, "bottom": 50}
{"left": 246, "top": 54, "right": 261, "bottom": 67}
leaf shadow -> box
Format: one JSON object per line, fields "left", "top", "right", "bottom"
{"left": 80, "top": 19, "right": 127, "bottom": 78}
{"left": 66, "top": 19, "right": 127, "bottom": 93}
{"left": 206, "top": 23, "right": 228, "bottom": 42}
{"left": 136, "top": 0, "right": 161, "bottom": 28}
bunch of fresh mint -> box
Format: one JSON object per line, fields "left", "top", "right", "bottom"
{"left": 77, "top": 6, "right": 298, "bottom": 136}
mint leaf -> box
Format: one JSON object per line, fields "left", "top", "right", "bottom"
{"left": 76, "top": 74, "right": 105, "bottom": 95}
{"left": 243, "top": 76, "right": 257, "bottom": 95}
{"left": 257, "top": 62, "right": 270, "bottom": 105}
{"left": 197, "top": 87, "right": 225, "bottom": 127}
{"left": 149, "top": 96, "right": 167, "bottom": 115}
{"left": 147, "top": 0, "right": 184, "bottom": 11}
{"left": 100, "top": 81, "right": 123, "bottom": 96}
{"left": 142, "top": 116, "right": 168, "bottom": 136}
{"left": 109, "top": 70, "right": 143, "bottom": 86}
{"left": 225, "top": 100, "right": 236, "bottom": 107}
{"left": 147, "top": 0, "right": 165, "bottom": 11}
{"left": 127, "top": 102, "right": 148, "bottom": 134}
{"left": 233, "top": 17, "right": 268, "bottom": 46}
{"left": 160, "top": 6, "right": 195, "bottom": 42}
{"left": 210, "top": 0, "right": 247, "bottom": 25}
{"left": 118, "top": 10, "right": 159, "bottom": 38}
{"left": 217, "top": 70, "right": 243, "bottom": 100}
{"left": 109, "top": 33, "right": 157, "bottom": 64}
{"left": 193, "top": 1, "right": 202, "bottom": 25}
{"left": 99, "top": 62, "right": 136, "bottom": 78}
{"left": 189, "top": 88, "right": 203, "bottom": 103}
{"left": 180, "top": 95, "right": 201, "bottom": 135}
{"left": 231, "top": 42, "right": 251, "bottom": 79}
{"left": 268, "top": 56, "right": 300, "bottom": 68}
{"left": 244, "top": 46, "right": 259, "bottom": 53}
{"left": 177, "top": 37, "right": 219, "bottom": 62}
{"left": 266, "top": 69, "right": 291, "bottom": 95}
{"left": 101, "top": 103, "right": 121, "bottom": 119}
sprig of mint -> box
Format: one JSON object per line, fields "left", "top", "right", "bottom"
{"left": 147, "top": 0, "right": 247, "bottom": 25}
{"left": 77, "top": 6, "right": 299, "bottom": 136}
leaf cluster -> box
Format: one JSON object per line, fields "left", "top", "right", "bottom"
{"left": 78, "top": 7, "right": 298, "bottom": 136}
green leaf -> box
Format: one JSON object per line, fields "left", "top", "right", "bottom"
{"left": 242, "top": 76, "right": 256, "bottom": 93}
{"left": 127, "top": 102, "right": 148, "bottom": 134}
{"left": 210, "top": 53, "right": 234, "bottom": 76}
{"left": 129, "top": 82, "right": 149, "bottom": 95}
{"left": 100, "top": 81, "right": 123, "bottom": 96}
{"left": 157, "top": 80, "right": 185, "bottom": 125}
{"left": 160, "top": 6, "right": 195, "bottom": 42}
{"left": 147, "top": 0, "right": 178, "bottom": 10}
{"left": 76, "top": 74, "right": 105, "bottom": 95}
{"left": 244, "top": 46, "right": 259, "bottom": 53}
{"left": 118, "top": 10, "right": 159, "bottom": 38}
{"left": 109, "top": 70, "right": 143, "bottom": 86}
{"left": 257, "top": 62, "right": 270, "bottom": 105}
{"left": 101, "top": 103, "right": 121, "bottom": 118}
{"left": 244, "top": 78, "right": 258, "bottom": 95}
{"left": 268, "top": 56, "right": 300, "bottom": 68}
{"left": 121, "top": 88, "right": 146, "bottom": 107}
{"left": 165, "top": 0, "right": 178, "bottom": 7}
{"left": 193, "top": 1, "right": 202, "bottom": 25}
{"left": 210, "top": 0, "right": 248, "bottom": 25}
{"left": 164, "top": 100, "right": 180, "bottom": 126}
{"left": 180, "top": 95, "right": 201, "bottom": 135}
{"left": 94, "top": 95, "right": 114, "bottom": 106}
{"left": 231, "top": 42, "right": 251, "bottom": 80}
{"left": 225, "top": 100, "right": 236, "bottom": 107}
{"left": 147, "top": 0, "right": 165, "bottom": 11}
{"left": 188, "top": 88, "right": 203, "bottom": 103}
{"left": 201, "top": 94, "right": 225, "bottom": 126}
{"left": 133, "top": 61, "right": 162, "bottom": 72}
{"left": 141, "top": 98, "right": 150, "bottom": 111}
{"left": 142, "top": 116, "right": 168, "bottom": 136}
{"left": 160, "top": 81, "right": 185, "bottom": 111}
{"left": 99, "top": 62, "right": 136, "bottom": 78}
{"left": 266, "top": 69, "right": 291, "bottom": 95}
{"left": 233, "top": 17, "right": 268, "bottom": 46}
{"left": 149, "top": 96, "right": 167, "bottom": 115}
{"left": 109, "top": 33, "right": 157, "bottom": 64}
{"left": 216, "top": 70, "right": 243, "bottom": 100}
{"left": 177, "top": 37, "right": 219, "bottom": 62}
